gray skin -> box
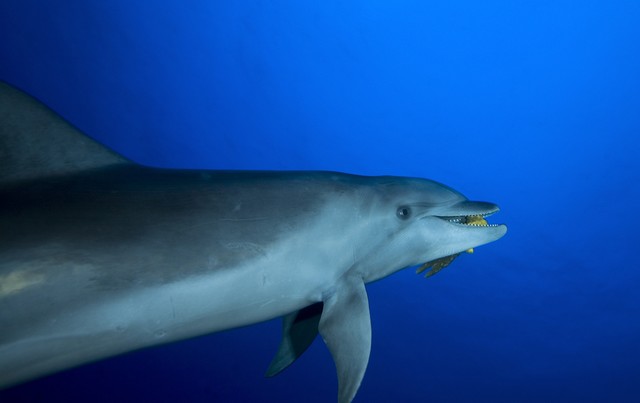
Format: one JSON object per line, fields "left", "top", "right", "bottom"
{"left": 0, "top": 82, "right": 507, "bottom": 403}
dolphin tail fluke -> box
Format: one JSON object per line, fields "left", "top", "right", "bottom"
{"left": 319, "top": 276, "right": 371, "bottom": 403}
{"left": 0, "top": 81, "right": 130, "bottom": 186}
{"left": 265, "top": 302, "right": 323, "bottom": 377}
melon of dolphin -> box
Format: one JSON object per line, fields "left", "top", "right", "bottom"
{"left": 0, "top": 81, "right": 507, "bottom": 402}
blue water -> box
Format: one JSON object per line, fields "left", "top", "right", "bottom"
{"left": 1, "top": 1, "right": 639, "bottom": 402}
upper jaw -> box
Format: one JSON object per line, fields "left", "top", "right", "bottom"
{"left": 431, "top": 200, "right": 500, "bottom": 218}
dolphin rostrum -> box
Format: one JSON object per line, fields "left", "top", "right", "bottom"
{"left": 0, "top": 81, "right": 507, "bottom": 402}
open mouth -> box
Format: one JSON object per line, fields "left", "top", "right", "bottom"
{"left": 440, "top": 212, "right": 502, "bottom": 227}
{"left": 417, "top": 210, "right": 504, "bottom": 278}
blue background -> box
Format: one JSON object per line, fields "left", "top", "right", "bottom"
{"left": 1, "top": 1, "right": 639, "bottom": 402}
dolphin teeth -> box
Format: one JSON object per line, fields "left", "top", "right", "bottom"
{"left": 442, "top": 215, "right": 501, "bottom": 227}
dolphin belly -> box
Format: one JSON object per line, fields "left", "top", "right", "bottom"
{"left": 0, "top": 259, "right": 316, "bottom": 389}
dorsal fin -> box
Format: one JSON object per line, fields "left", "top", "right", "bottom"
{"left": 0, "top": 81, "right": 130, "bottom": 186}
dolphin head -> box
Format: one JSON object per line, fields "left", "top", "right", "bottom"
{"left": 359, "top": 176, "right": 507, "bottom": 282}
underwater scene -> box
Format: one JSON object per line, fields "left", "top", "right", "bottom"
{"left": 1, "top": 1, "right": 639, "bottom": 402}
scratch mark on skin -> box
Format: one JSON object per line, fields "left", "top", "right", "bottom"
{"left": 0, "top": 270, "right": 45, "bottom": 298}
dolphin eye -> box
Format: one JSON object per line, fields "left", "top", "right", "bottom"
{"left": 396, "top": 206, "right": 412, "bottom": 220}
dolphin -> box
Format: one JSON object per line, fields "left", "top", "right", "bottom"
{"left": 0, "top": 81, "right": 507, "bottom": 402}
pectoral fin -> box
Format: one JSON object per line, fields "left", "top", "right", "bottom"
{"left": 319, "top": 276, "right": 371, "bottom": 403}
{"left": 265, "top": 302, "right": 323, "bottom": 377}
